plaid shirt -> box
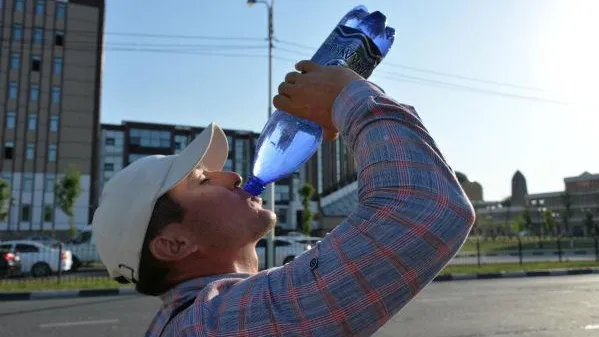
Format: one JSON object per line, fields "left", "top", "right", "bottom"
{"left": 145, "top": 80, "right": 475, "bottom": 337}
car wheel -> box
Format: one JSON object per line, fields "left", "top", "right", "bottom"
{"left": 283, "top": 256, "right": 295, "bottom": 264}
{"left": 31, "top": 262, "right": 52, "bottom": 277}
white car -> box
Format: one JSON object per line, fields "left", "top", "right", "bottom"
{"left": 63, "top": 228, "right": 101, "bottom": 270}
{"left": 0, "top": 240, "right": 72, "bottom": 277}
{"left": 255, "top": 237, "right": 312, "bottom": 270}
{"left": 278, "top": 235, "right": 323, "bottom": 246}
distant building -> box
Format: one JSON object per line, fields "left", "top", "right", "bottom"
{"left": 98, "top": 121, "right": 313, "bottom": 231}
{"left": 477, "top": 171, "right": 599, "bottom": 236}
{"left": 0, "top": 0, "right": 105, "bottom": 234}
{"left": 511, "top": 170, "right": 528, "bottom": 206}
{"left": 455, "top": 171, "right": 483, "bottom": 202}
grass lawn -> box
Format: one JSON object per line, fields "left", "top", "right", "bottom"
{"left": 440, "top": 260, "right": 599, "bottom": 275}
{"left": 0, "top": 277, "right": 131, "bottom": 292}
{"left": 2, "top": 261, "right": 599, "bottom": 292}
{"left": 460, "top": 237, "right": 597, "bottom": 253}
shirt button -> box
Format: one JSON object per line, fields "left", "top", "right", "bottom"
{"left": 309, "top": 258, "right": 318, "bottom": 270}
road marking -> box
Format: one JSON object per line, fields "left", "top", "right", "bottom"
{"left": 584, "top": 324, "right": 599, "bottom": 330}
{"left": 419, "top": 296, "right": 463, "bottom": 303}
{"left": 39, "top": 319, "right": 120, "bottom": 328}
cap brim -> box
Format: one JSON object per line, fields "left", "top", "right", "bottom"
{"left": 160, "top": 123, "right": 228, "bottom": 194}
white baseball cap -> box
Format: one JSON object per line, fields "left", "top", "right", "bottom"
{"left": 91, "top": 123, "right": 228, "bottom": 283}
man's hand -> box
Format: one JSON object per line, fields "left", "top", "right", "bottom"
{"left": 273, "top": 60, "right": 364, "bottom": 140}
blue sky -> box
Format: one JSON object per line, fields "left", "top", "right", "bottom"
{"left": 100, "top": 0, "right": 598, "bottom": 201}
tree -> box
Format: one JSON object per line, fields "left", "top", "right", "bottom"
{"left": 522, "top": 208, "right": 533, "bottom": 232}
{"left": 561, "top": 192, "right": 573, "bottom": 236}
{"left": 543, "top": 210, "right": 556, "bottom": 237}
{"left": 298, "top": 183, "right": 315, "bottom": 236}
{"left": 55, "top": 166, "right": 82, "bottom": 238}
{"left": 584, "top": 211, "right": 595, "bottom": 237}
{"left": 0, "top": 179, "right": 10, "bottom": 222}
{"left": 500, "top": 197, "right": 512, "bottom": 235}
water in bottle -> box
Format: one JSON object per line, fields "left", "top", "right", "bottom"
{"left": 243, "top": 5, "right": 395, "bottom": 196}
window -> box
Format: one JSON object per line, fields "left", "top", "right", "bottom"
{"left": 43, "top": 205, "right": 53, "bottom": 222}
{"left": 48, "top": 144, "right": 57, "bottom": 162}
{"left": 23, "top": 174, "right": 33, "bottom": 192}
{"left": 20, "top": 205, "right": 31, "bottom": 222}
{"left": 53, "top": 57, "right": 63, "bottom": 74}
{"left": 51, "top": 87, "right": 61, "bottom": 104}
{"left": 35, "top": 0, "right": 44, "bottom": 15}
{"left": 56, "top": 2, "right": 66, "bottom": 19}
{"left": 14, "top": 0, "right": 24, "bottom": 12}
{"left": 27, "top": 114, "right": 37, "bottom": 131}
{"left": 50, "top": 116, "right": 59, "bottom": 132}
{"left": 30, "top": 85, "right": 40, "bottom": 101}
{"left": 105, "top": 137, "right": 115, "bottom": 146}
{"left": 104, "top": 163, "right": 114, "bottom": 171}
{"left": 32, "top": 56, "right": 41, "bottom": 72}
{"left": 15, "top": 244, "right": 38, "bottom": 253}
{"left": 54, "top": 31, "right": 64, "bottom": 46}
{"left": 129, "top": 129, "right": 171, "bottom": 148}
{"left": 6, "top": 112, "right": 16, "bottom": 129}
{"left": 4, "top": 142, "right": 15, "bottom": 160}
{"left": 8, "top": 81, "right": 18, "bottom": 99}
{"left": 174, "top": 135, "right": 189, "bottom": 154}
{"left": 26, "top": 143, "right": 35, "bottom": 160}
{"left": 33, "top": 28, "right": 43, "bottom": 44}
{"left": 45, "top": 175, "right": 55, "bottom": 191}
{"left": 12, "top": 24, "right": 22, "bottom": 40}
{"left": 10, "top": 53, "right": 20, "bottom": 69}
{"left": 128, "top": 153, "right": 148, "bottom": 164}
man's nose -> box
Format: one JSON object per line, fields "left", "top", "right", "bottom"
{"left": 208, "top": 171, "right": 242, "bottom": 189}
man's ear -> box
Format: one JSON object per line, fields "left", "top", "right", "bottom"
{"left": 148, "top": 224, "right": 198, "bottom": 262}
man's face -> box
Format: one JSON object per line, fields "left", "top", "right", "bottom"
{"left": 168, "top": 167, "right": 276, "bottom": 252}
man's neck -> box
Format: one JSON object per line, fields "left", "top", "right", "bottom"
{"left": 167, "top": 245, "right": 259, "bottom": 285}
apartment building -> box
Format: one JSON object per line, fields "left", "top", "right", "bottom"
{"left": 0, "top": 0, "right": 104, "bottom": 234}
{"left": 97, "top": 121, "right": 310, "bottom": 231}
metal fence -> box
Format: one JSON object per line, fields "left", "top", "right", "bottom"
{"left": 1, "top": 236, "right": 598, "bottom": 291}
{"left": 452, "top": 236, "right": 599, "bottom": 266}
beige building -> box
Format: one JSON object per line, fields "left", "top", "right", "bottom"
{"left": 476, "top": 172, "right": 599, "bottom": 237}
{"left": 0, "top": 0, "right": 104, "bottom": 234}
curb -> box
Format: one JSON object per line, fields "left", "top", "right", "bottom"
{"left": 0, "top": 287, "right": 137, "bottom": 302}
{"left": 2, "top": 268, "right": 599, "bottom": 301}
{"left": 433, "top": 267, "right": 599, "bottom": 282}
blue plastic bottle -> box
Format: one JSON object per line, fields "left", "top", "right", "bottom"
{"left": 243, "top": 5, "right": 395, "bottom": 196}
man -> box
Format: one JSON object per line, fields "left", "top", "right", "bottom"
{"left": 92, "top": 60, "right": 475, "bottom": 336}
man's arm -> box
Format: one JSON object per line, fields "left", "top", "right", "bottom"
{"left": 178, "top": 79, "right": 475, "bottom": 336}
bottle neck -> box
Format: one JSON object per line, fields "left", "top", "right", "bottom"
{"left": 243, "top": 176, "right": 266, "bottom": 197}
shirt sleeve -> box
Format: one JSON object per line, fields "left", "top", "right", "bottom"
{"left": 178, "top": 80, "right": 476, "bottom": 337}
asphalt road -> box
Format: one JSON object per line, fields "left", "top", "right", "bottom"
{"left": 1, "top": 275, "right": 599, "bottom": 337}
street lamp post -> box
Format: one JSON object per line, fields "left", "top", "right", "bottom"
{"left": 248, "top": 0, "right": 275, "bottom": 269}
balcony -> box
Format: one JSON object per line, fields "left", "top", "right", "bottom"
{"left": 320, "top": 180, "right": 359, "bottom": 217}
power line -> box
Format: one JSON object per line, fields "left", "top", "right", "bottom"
{"left": 271, "top": 49, "right": 571, "bottom": 105}
{"left": 1, "top": 37, "right": 573, "bottom": 105}
{"left": 374, "top": 73, "right": 571, "bottom": 105}
{"left": 5, "top": 24, "right": 266, "bottom": 41}
{"left": 275, "top": 39, "right": 548, "bottom": 93}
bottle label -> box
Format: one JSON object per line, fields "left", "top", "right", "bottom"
{"left": 311, "top": 25, "right": 383, "bottom": 79}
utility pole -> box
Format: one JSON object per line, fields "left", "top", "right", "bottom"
{"left": 248, "top": 0, "right": 275, "bottom": 269}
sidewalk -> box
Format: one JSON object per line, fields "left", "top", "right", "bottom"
{"left": 1, "top": 267, "right": 598, "bottom": 302}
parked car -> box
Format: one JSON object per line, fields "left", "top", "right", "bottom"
{"left": 278, "top": 235, "right": 323, "bottom": 246}
{"left": 255, "top": 237, "right": 313, "bottom": 270}
{"left": 0, "top": 240, "right": 72, "bottom": 277}
{"left": 23, "top": 235, "right": 62, "bottom": 248}
{"left": 62, "top": 228, "right": 101, "bottom": 271}
{"left": 0, "top": 248, "right": 21, "bottom": 278}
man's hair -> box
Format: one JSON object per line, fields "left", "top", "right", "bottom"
{"left": 134, "top": 192, "right": 186, "bottom": 296}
